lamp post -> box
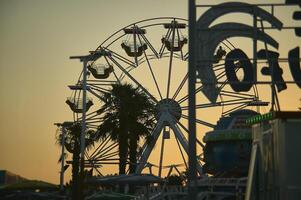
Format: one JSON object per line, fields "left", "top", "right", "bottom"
{"left": 69, "top": 51, "right": 103, "bottom": 175}
{"left": 188, "top": 0, "right": 197, "bottom": 199}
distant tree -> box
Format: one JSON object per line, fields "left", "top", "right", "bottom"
{"left": 56, "top": 123, "right": 95, "bottom": 200}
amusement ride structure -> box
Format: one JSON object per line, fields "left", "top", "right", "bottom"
{"left": 56, "top": 1, "right": 301, "bottom": 199}
{"left": 64, "top": 16, "right": 266, "bottom": 177}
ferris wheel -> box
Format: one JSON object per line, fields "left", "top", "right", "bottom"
{"left": 66, "top": 17, "right": 266, "bottom": 177}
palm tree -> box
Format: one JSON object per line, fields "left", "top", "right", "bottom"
{"left": 56, "top": 122, "right": 95, "bottom": 200}
{"left": 127, "top": 88, "right": 155, "bottom": 174}
{"left": 97, "top": 83, "right": 155, "bottom": 175}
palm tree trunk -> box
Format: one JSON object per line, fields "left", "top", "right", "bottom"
{"left": 118, "top": 133, "right": 128, "bottom": 175}
{"left": 128, "top": 134, "right": 138, "bottom": 194}
{"left": 79, "top": 152, "right": 84, "bottom": 200}
{"left": 129, "top": 134, "right": 138, "bottom": 174}
{"left": 118, "top": 132, "right": 128, "bottom": 193}
{"left": 72, "top": 142, "right": 80, "bottom": 200}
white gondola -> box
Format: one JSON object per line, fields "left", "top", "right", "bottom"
{"left": 121, "top": 40, "right": 147, "bottom": 57}
{"left": 161, "top": 35, "right": 187, "bottom": 52}
{"left": 121, "top": 26, "right": 147, "bottom": 58}
{"left": 162, "top": 20, "right": 187, "bottom": 52}
{"left": 87, "top": 63, "right": 114, "bottom": 79}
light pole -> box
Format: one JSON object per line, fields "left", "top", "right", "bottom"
{"left": 188, "top": 0, "right": 198, "bottom": 199}
{"left": 54, "top": 121, "right": 73, "bottom": 192}
{"left": 70, "top": 51, "right": 103, "bottom": 175}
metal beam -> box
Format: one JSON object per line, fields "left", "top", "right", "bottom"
{"left": 188, "top": 1, "right": 197, "bottom": 199}
{"left": 135, "top": 116, "right": 165, "bottom": 173}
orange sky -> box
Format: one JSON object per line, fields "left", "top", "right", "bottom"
{"left": 0, "top": 0, "right": 300, "bottom": 184}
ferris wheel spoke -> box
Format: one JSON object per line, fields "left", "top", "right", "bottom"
{"left": 94, "top": 142, "right": 119, "bottom": 160}
{"left": 112, "top": 71, "right": 121, "bottom": 84}
{"left": 174, "top": 134, "right": 188, "bottom": 170}
{"left": 168, "top": 121, "right": 189, "bottom": 153}
{"left": 86, "top": 118, "right": 104, "bottom": 124}
{"left": 105, "top": 48, "right": 136, "bottom": 68}
{"left": 77, "top": 109, "right": 101, "bottom": 121}
{"left": 103, "top": 55, "right": 121, "bottom": 84}
{"left": 89, "top": 135, "right": 112, "bottom": 159}
{"left": 214, "top": 62, "right": 242, "bottom": 92}
{"left": 84, "top": 152, "right": 104, "bottom": 176}
{"left": 86, "top": 125, "right": 98, "bottom": 129}
{"left": 222, "top": 102, "right": 250, "bottom": 116}
{"left": 140, "top": 34, "right": 159, "bottom": 58}
{"left": 94, "top": 142, "right": 118, "bottom": 159}
{"left": 87, "top": 87, "right": 107, "bottom": 102}
{"left": 178, "top": 67, "right": 226, "bottom": 104}
{"left": 159, "top": 28, "right": 172, "bottom": 57}
{"left": 88, "top": 84, "right": 110, "bottom": 93}
{"left": 224, "top": 39, "right": 236, "bottom": 50}
{"left": 167, "top": 117, "right": 204, "bottom": 174}
{"left": 177, "top": 84, "right": 204, "bottom": 105}
{"left": 108, "top": 56, "right": 158, "bottom": 103}
{"left": 95, "top": 150, "right": 119, "bottom": 161}
{"left": 215, "top": 70, "right": 227, "bottom": 81}
{"left": 137, "top": 34, "right": 163, "bottom": 100}
{"left": 219, "top": 90, "right": 256, "bottom": 100}
{"left": 137, "top": 55, "right": 146, "bottom": 65}
{"left": 87, "top": 83, "right": 112, "bottom": 89}
{"left": 136, "top": 116, "right": 165, "bottom": 174}
{"left": 213, "top": 41, "right": 232, "bottom": 52}
{"left": 181, "top": 114, "right": 215, "bottom": 128}
{"left": 172, "top": 72, "right": 188, "bottom": 100}
{"left": 220, "top": 90, "right": 257, "bottom": 98}
{"left": 177, "top": 120, "right": 205, "bottom": 148}
{"left": 86, "top": 121, "right": 103, "bottom": 126}
{"left": 181, "top": 98, "right": 255, "bottom": 110}
{"left": 86, "top": 115, "right": 101, "bottom": 122}
{"left": 183, "top": 52, "right": 189, "bottom": 61}
{"left": 213, "top": 63, "right": 226, "bottom": 71}
{"left": 118, "top": 65, "right": 135, "bottom": 81}
{"left": 166, "top": 27, "right": 176, "bottom": 99}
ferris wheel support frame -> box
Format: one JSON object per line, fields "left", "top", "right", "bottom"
{"left": 66, "top": 14, "right": 270, "bottom": 180}
{"left": 70, "top": 53, "right": 103, "bottom": 174}
{"left": 135, "top": 112, "right": 203, "bottom": 175}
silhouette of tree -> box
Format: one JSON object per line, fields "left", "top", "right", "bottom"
{"left": 96, "top": 83, "right": 155, "bottom": 176}
{"left": 56, "top": 123, "right": 95, "bottom": 200}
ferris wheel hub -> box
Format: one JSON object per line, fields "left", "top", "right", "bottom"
{"left": 155, "top": 98, "right": 182, "bottom": 121}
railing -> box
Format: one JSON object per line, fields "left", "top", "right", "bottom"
{"left": 197, "top": 177, "right": 247, "bottom": 188}
{"left": 134, "top": 178, "right": 247, "bottom": 199}
{"left": 135, "top": 185, "right": 187, "bottom": 200}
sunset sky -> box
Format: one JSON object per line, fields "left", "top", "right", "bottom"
{"left": 0, "top": 0, "right": 300, "bottom": 184}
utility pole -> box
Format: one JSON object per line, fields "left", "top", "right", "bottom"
{"left": 188, "top": 0, "right": 198, "bottom": 199}
{"left": 70, "top": 52, "right": 103, "bottom": 175}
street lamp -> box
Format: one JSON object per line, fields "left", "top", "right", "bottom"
{"left": 69, "top": 51, "right": 103, "bottom": 177}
